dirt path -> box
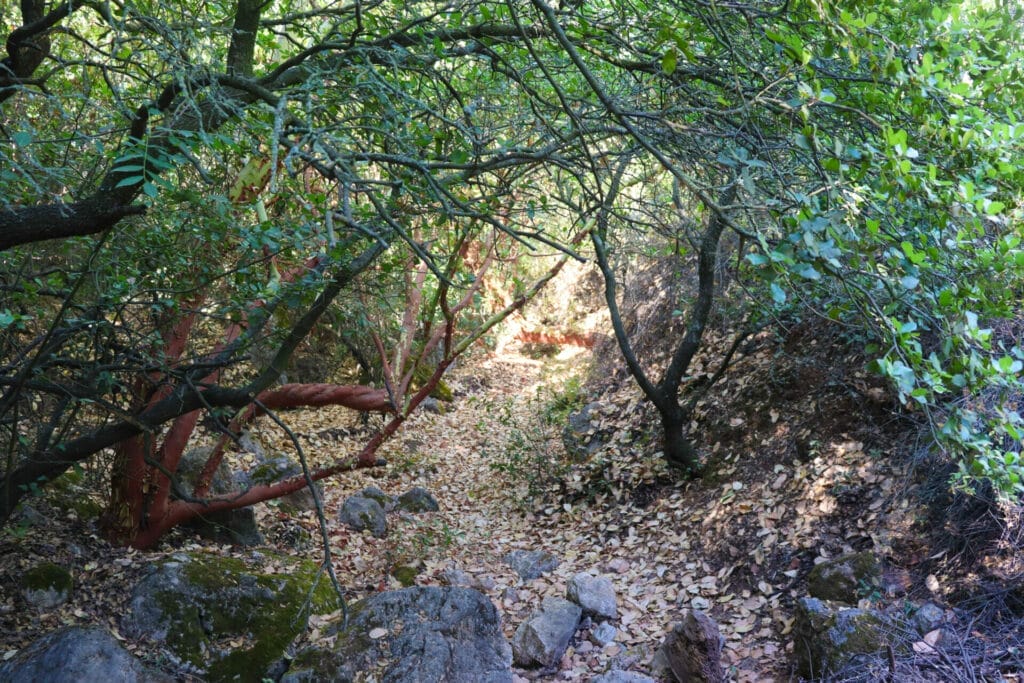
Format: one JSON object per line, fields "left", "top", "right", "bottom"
{"left": 1, "top": 335, "right": 918, "bottom": 681}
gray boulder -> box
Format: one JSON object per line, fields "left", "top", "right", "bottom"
{"left": 592, "top": 671, "right": 658, "bottom": 683}
{"left": 395, "top": 486, "right": 440, "bottom": 513}
{"left": 807, "top": 552, "right": 881, "bottom": 604}
{"left": 567, "top": 572, "right": 617, "bottom": 620}
{"left": 794, "top": 597, "right": 891, "bottom": 678}
{"left": 121, "top": 552, "right": 335, "bottom": 683}
{"left": 284, "top": 586, "right": 512, "bottom": 683}
{"left": 0, "top": 626, "right": 170, "bottom": 683}
{"left": 359, "top": 486, "right": 397, "bottom": 511}
{"left": 504, "top": 549, "right": 560, "bottom": 581}
{"left": 338, "top": 495, "right": 387, "bottom": 537}
{"left": 512, "top": 596, "right": 582, "bottom": 668}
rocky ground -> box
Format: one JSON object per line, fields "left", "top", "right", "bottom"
{"left": 1, "top": 315, "right": 1022, "bottom": 680}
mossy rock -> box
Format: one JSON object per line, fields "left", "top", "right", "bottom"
{"left": 22, "top": 562, "right": 73, "bottom": 609}
{"left": 794, "top": 597, "right": 891, "bottom": 678}
{"left": 807, "top": 552, "right": 881, "bottom": 604}
{"left": 122, "top": 551, "right": 337, "bottom": 682}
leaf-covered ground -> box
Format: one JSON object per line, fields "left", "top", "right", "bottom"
{"left": 3, "top": 310, "right": 972, "bottom": 681}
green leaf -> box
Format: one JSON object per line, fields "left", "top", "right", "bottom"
{"left": 770, "top": 282, "right": 786, "bottom": 304}
{"left": 662, "top": 49, "right": 678, "bottom": 75}
{"left": 900, "top": 275, "right": 920, "bottom": 290}
{"left": 12, "top": 131, "right": 32, "bottom": 147}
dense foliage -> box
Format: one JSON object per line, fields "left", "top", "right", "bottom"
{"left": 1, "top": 0, "right": 1022, "bottom": 545}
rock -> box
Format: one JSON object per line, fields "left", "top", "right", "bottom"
{"left": 660, "top": 610, "right": 725, "bottom": 683}
{"left": 338, "top": 495, "right": 387, "bottom": 537}
{"left": 285, "top": 586, "right": 512, "bottom": 683}
{"left": 421, "top": 397, "right": 444, "bottom": 414}
{"left": 807, "top": 552, "right": 881, "bottom": 604}
{"left": 591, "top": 622, "right": 618, "bottom": 646}
{"left": 395, "top": 486, "right": 440, "bottom": 513}
{"left": 0, "top": 626, "right": 170, "bottom": 683}
{"left": 912, "top": 602, "right": 946, "bottom": 635}
{"left": 591, "top": 671, "right": 658, "bottom": 683}
{"left": 359, "top": 486, "right": 397, "bottom": 511}
{"left": 443, "top": 568, "right": 476, "bottom": 588}
{"left": 567, "top": 572, "right": 618, "bottom": 620}
{"left": 505, "top": 549, "right": 560, "bottom": 581}
{"left": 793, "top": 597, "right": 891, "bottom": 678}
{"left": 176, "top": 446, "right": 234, "bottom": 494}
{"left": 121, "top": 552, "right": 335, "bottom": 683}
{"left": 511, "top": 597, "right": 582, "bottom": 668}
{"left": 606, "top": 558, "right": 631, "bottom": 574}
{"left": 188, "top": 506, "right": 263, "bottom": 546}
{"left": 21, "top": 562, "right": 72, "bottom": 610}
{"left": 561, "top": 402, "right": 607, "bottom": 461}
{"left": 177, "top": 447, "right": 263, "bottom": 546}
{"left": 250, "top": 456, "right": 322, "bottom": 512}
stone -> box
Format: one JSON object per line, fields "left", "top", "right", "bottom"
{"left": 912, "top": 602, "right": 946, "bottom": 635}
{"left": 511, "top": 597, "right": 582, "bottom": 668}
{"left": 606, "top": 558, "right": 631, "bottom": 574}
{"left": 284, "top": 586, "right": 512, "bottom": 683}
{"left": 121, "top": 552, "right": 335, "bottom": 683}
{"left": 567, "top": 572, "right": 618, "bottom": 620}
{"left": 793, "top": 597, "right": 891, "bottom": 679}
{"left": 0, "top": 626, "right": 171, "bottom": 683}
{"left": 395, "top": 486, "right": 440, "bottom": 513}
{"left": 187, "top": 506, "right": 263, "bottom": 547}
{"left": 591, "top": 671, "right": 658, "bottom": 683}
{"left": 561, "top": 402, "right": 608, "bottom": 461}
{"left": 443, "top": 568, "right": 476, "bottom": 588}
{"left": 660, "top": 610, "right": 725, "bottom": 683}
{"left": 250, "top": 456, "right": 322, "bottom": 512}
{"left": 21, "top": 562, "right": 72, "bottom": 610}
{"left": 591, "top": 622, "right": 618, "bottom": 646}
{"left": 421, "top": 397, "right": 444, "bottom": 414}
{"left": 359, "top": 486, "right": 397, "bottom": 511}
{"left": 505, "top": 549, "right": 560, "bottom": 581}
{"left": 177, "top": 447, "right": 263, "bottom": 546}
{"left": 338, "top": 495, "right": 387, "bottom": 537}
{"left": 807, "top": 552, "right": 881, "bottom": 604}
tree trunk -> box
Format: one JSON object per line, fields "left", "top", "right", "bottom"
{"left": 660, "top": 405, "right": 700, "bottom": 474}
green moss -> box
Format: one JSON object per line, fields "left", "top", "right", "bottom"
{"left": 22, "top": 562, "right": 72, "bottom": 593}
{"left": 391, "top": 565, "right": 419, "bottom": 587}
{"left": 412, "top": 365, "right": 454, "bottom": 402}
{"left": 46, "top": 471, "right": 104, "bottom": 520}
{"left": 151, "top": 552, "right": 337, "bottom": 682}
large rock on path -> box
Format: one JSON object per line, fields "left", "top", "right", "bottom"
{"left": 512, "top": 597, "right": 582, "bottom": 668}
{"left": 284, "top": 586, "right": 512, "bottom": 683}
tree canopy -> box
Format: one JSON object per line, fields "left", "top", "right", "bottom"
{"left": 2, "top": 0, "right": 1023, "bottom": 545}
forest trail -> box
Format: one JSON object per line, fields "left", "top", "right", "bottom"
{"left": 297, "top": 333, "right": 909, "bottom": 681}
{"left": 0, "top": 333, "right": 923, "bottom": 682}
